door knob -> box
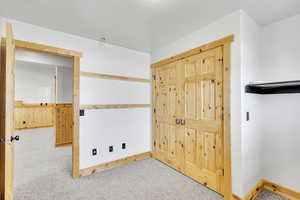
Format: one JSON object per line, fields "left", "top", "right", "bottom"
{"left": 176, "top": 119, "right": 181, "bottom": 124}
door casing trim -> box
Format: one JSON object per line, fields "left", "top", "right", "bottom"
{"left": 2, "top": 35, "right": 82, "bottom": 179}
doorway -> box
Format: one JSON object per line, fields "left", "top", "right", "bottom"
{"left": 0, "top": 23, "right": 82, "bottom": 200}
{"left": 14, "top": 51, "right": 73, "bottom": 196}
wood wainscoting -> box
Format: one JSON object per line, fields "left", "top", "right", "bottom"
{"left": 14, "top": 101, "right": 54, "bottom": 130}
{"left": 55, "top": 104, "right": 73, "bottom": 147}
{"left": 234, "top": 179, "right": 300, "bottom": 200}
{"left": 14, "top": 102, "right": 73, "bottom": 147}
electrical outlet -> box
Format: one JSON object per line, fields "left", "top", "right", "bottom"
{"left": 92, "top": 148, "right": 97, "bottom": 156}
{"left": 122, "top": 143, "right": 126, "bottom": 149}
{"left": 109, "top": 146, "right": 113, "bottom": 152}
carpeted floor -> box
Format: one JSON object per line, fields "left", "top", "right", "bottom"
{"left": 254, "top": 190, "right": 288, "bottom": 200}
{"left": 14, "top": 128, "right": 286, "bottom": 200}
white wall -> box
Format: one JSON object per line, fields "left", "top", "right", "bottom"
{"left": 151, "top": 10, "right": 243, "bottom": 196}
{"left": 80, "top": 108, "right": 151, "bottom": 167}
{"left": 80, "top": 78, "right": 150, "bottom": 105}
{"left": 15, "top": 60, "right": 56, "bottom": 103}
{"left": 240, "top": 12, "right": 300, "bottom": 194}
{"left": 57, "top": 66, "right": 72, "bottom": 104}
{"left": 240, "top": 11, "right": 264, "bottom": 195}
{"left": 16, "top": 49, "right": 72, "bottom": 67}
{"left": 15, "top": 60, "right": 72, "bottom": 104}
{"left": 15, "top": 49, "right": 73, "bottom": 104}
{"left": 1, "top": 17, "right": 151, "bottom": 170}
{"left": 259, "top": 14, "right": 300, "bottom": 192}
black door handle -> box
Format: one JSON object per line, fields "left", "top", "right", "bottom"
{"left": 180, "top": 119, "right": 186, "bottom": 125}
{"left": 11, "top": 135, "right": 20, "bottom": 142}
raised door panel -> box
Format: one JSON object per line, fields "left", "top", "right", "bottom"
{"left": 24, "top": 107, "right": 34, "bottom": 128}
{"left": 174, "top": 127, "right": 185, "bottom": 171}
{"left": 36, "top": 106, "right": 53, "bottom": 127}
{"left": 32, "top": 107, "right": 41, "bottom": 127}
{"left": 37, "top": 107, "right": 47, "bottom": 127}
{"left": 184, "top": 128, "right": 205, "bottom": 184}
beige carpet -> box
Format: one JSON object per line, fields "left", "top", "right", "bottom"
{"left": 255, "top": 190, "right": 288, "bottom": 200}
{"left": 14, "top": 128, "right": 285, "bottom": 200}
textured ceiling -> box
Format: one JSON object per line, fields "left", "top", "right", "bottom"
{"left": 1, "top": 0, "right": 300, "bottom": 52}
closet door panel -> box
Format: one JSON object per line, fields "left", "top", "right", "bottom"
{"left": 181, "top": 47, "right": 224, "bottom": 194}
{"left": 153, "top": 62, "right": 180, "bottom": 168}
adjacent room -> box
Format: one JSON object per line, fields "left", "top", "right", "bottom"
{"left": 0, "top": 1, "right": 299, "bottom": 200}
{"left": 13, "top": 50, "right": 74, "bottom": 199}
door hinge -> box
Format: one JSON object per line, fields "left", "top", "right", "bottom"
{"left": 153, "top": 108, "right": 156, "bottom": 113}
{"left": 153, "top": 75, "right": 156, "bottom": 80}
{"left": 217, "top": 168, "right": 225, "bottom": 176}
{"left": 0, "top": 138, "right": 10, "bottom": 143}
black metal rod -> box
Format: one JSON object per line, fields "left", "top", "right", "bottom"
{"left": 245, "top": 80, "right": 300, "bottom": 94}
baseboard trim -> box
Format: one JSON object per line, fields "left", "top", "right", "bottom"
{"left": 263, "top": 179, "right": 300, "bottom": 200}
{"left": 15, "top": 125, "right": 54, "bottom": 130}
{"left": 55, "top": 142, "right": 72, "bottom": 147}
{"left": 244, "top": 180, "right": 265, "bottom": 200}
{"left": 233, "top": 179, "right": 300, "bottom": 200}
{"left": 80, "top": 152, "right": 152, "bottom": 177}
{"left": 232, "top": 194, "right": 242, "bottom": 200}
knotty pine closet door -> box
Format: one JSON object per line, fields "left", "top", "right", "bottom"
{"left": 153, "top": 61, "right": 186, "bottom": 172}
{"left": 153, "top": 47, "right": 225, "bottom": 195}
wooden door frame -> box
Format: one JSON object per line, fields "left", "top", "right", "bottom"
{"left": 0, "top": 24, "right": 15, "bottom": 200}
{"left": 2, "top": 36, "right": 83, "bottom": 179}
{"left": 151, "top": 35, "right": 234, "bottom": 200}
